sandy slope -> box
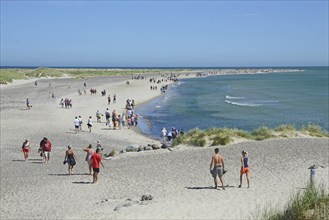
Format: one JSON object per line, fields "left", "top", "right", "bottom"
{"left": 0, "top": 74, "right": 328, "bottom": 219}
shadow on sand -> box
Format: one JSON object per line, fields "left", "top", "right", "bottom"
{"left": 12, "top": 159, "right": 26, "bottom": 162}
{"left": 72, "top": 181, "right": 93, "bottom": 184}
{"left": 186, "top": 185, "right": 235, "bottom": 190}
{"left": 31, "top": 161, "right": 44, "bottom": 164}
{"left": 49, "top": 173, "right": 90, "bottom": 176}
{"left": 185, "top": 186, "right": 214, "bottom": 190}
{"left": 66, "top": 131, "right": 78, "bottom": 134}
{"left": 28, "top": 158, "right": 43, "bottom": 161}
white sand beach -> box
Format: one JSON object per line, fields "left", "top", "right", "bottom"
{"left": 0, "top": 72, "right": 328, "bottom": 219}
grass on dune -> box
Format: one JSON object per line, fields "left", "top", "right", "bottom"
{"left": 172, "top": 124, "right": 328, "bottom": 147}
{"left": 252, "top": 184, "right": 329, "bottom": 220}
{"left": 302, "top": 124, "right": 329, "bottom": 137}
{"left": 0, "top": 67, "right": 185, "bottom": 84}
{"left": 0, "top": 68, "right": 64, "bottom": 83}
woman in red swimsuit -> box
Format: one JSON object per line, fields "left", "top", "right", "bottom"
{"left": 21, "top": 139, "right": 30, "bottom": 161}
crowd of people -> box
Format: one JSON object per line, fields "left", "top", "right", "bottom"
{"left": 161, "top": 127, "right": 184, "bottom": 143}
{"left": 21, "top": 136, "right": 251, "bottom": 187}
{"left": 60, "top": 98, "right": 73, "bottom": 108}
{"left": 22, "top": 137, "right": 106, "bottom": 184}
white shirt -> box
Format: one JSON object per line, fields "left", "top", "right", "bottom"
{"left": 162, "top": 128, "right": 167, "bottom": 137}
{"left": 74, "top": 118, "right": 80, "bottom": 126}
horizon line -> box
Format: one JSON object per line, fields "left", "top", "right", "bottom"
{"left": 1, "top": 65, "right": 328, "bottom": 69}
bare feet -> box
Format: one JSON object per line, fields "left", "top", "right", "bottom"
{"left": 238, "top": 185, "right": 241, "bottom": 188}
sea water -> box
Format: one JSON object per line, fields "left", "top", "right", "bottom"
{"left": 137, "top": 67, "right": 329, "bottom": 138}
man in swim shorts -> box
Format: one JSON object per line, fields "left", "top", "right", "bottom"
{"left": 209, "top": 148, "right": 225, "bottom": 190}
{"left": 40, "top": 137, "right": 52, "bottom": 164}
{"left": 91, "top": 148, "right": 104, "bottom": 184}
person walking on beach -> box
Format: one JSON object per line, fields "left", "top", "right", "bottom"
{"left": 210, "top": 148, "right": 225, "bottom": 190}
{"left": 161, "top": 127, "right": 167, "bottom": 143}
{"left": 112, "top": 110, "right": 117, "bottom": 129}
{"left": 64, "top": 145, "right": 77, "bottom": 175}
{"left": 120, "top": 114, "right": 126, "bottom": 128}
{"left": 74, "top": 116, "right": 80, "bottom": 133}
{"left": 26, "top": 98, "right": 31, "bottom": 110}
{"left": 96, "top": 110, "right": 103, "bottom": 123}
{"left": 91, "top": 148, "right": 104, "bottom": 184}
{"left": 239, "top": 150, "right": 250, "bottom": 188}
{"left": 96, "top": 141, "right": 102, "bottom": 150}
{"left": 21, "top": 139, "right": 30, "bottom": 161}
{"left": 78, "top": 116, "right": 83, "bottom": 131}
{"left": 40, "top": 137, "right": 52, "bottom": 164}
{"left": 84, "top": 144, "right": 95, "bottom": 175}
{"left": 113, "top": 94, "right": 116, "bottom": 104}
{"left": 87, "top": 116, "right": 93, "bottom": 132}
{"left": 105, "top": 108, "right": 111, "bottom": 126}
{"left": 107, "top": 95, "right": 111, "bottom": 105}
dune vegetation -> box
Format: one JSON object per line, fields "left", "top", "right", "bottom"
{"left": 172, "top": 124, "right": 329, "bottom": 147}
{"left": 253, "top": 184, "right": 329, "bottom": 220}
{"left": 0, "top": 67, "right": 185, "bottom": 84}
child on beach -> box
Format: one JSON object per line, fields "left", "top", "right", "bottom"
{"left": 21, "top": 139, "right": 30, "bottom": 161}
{"left": 96, "top": 141, "right": 103, "bottom": 152}
{"left": 239, "top": 150, "right": 250, "bottom": 188}
{"left": 120, "top": 114, "right": 126, "bottom": 128}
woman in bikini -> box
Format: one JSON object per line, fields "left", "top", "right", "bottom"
{"left": 239, "top": 150, "right": 250, "bottom": 188}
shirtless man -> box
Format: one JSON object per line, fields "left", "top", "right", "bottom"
{"left": 209, "top": 148, "right": 225, "bottom": 190}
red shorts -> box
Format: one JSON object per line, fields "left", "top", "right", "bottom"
{"left": 22, "top": 148, "right": 29, "bottom": 153}
{"left": 240, "top": 167, "right": 249, "bottom": 174}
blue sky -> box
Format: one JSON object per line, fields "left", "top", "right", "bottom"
{"left": 1, "top": 1, "right": 328, "bottom": 67}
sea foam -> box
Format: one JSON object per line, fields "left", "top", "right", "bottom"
{"left": 225, "top": 100, "right": 261, "bottom": 107}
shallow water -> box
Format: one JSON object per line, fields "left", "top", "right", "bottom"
{"left": 137, "top": 67, "right": 329, "bottom": 138}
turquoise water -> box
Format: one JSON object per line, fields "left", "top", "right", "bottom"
{"left": 137, "top": 67, "right": 329, "bottom": 138}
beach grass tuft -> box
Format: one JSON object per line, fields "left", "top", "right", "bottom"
{"left": 254, "top": 184, "right": 329, "bottom": 220}
{"left": 302, "top": 124, "right": 329, "bottom": 137}
{"left": 172, "top": 124, "right": 328, "bottom": 147}
{"left": 211, "top": 134, "right": 231, "bottom": 146}
{"left": 274, "top": 124, "right": 296, "bottom": 132}
{"left": 251, "top": 127, "right": 275, "bottom": 140}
